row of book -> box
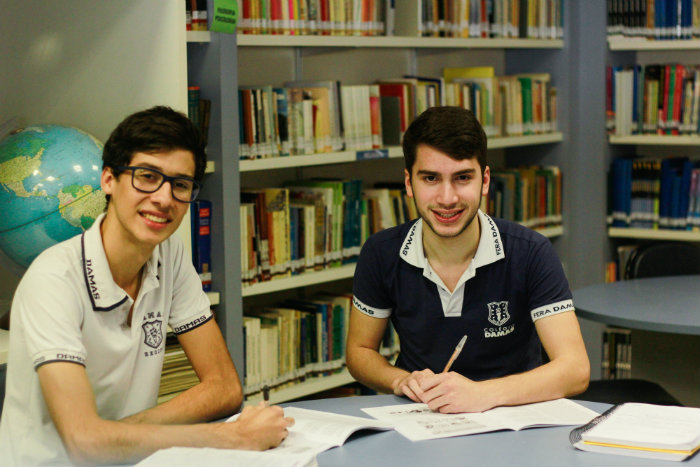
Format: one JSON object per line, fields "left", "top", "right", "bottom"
{"left": 185, "top": 0, "right": 209, "bottom": 31}
{"left": 606, "top": 0, "right": 700, "bottom": 40}
{"left": 242, "top": 293, "right": 399, "bottom": 395}
{"left": 187, "top": 85, "right": 212, "bottom": 147}
{"left": 606, "top": 63, "right": 700, "bottom": 136}
{"left": 487, "top": 166, "right": 562, "bottom": 229}
{"left": 237, "top": 0, "right": 395, "bottom": 36}
{"left": 240, "top": 180, "right": 406, "bottom": 284}
{"left": 191, "top": 200, "right": 213, "bottom": 291}
{"left": 601, "top": 327, "right": 633, "bottom": 380}
{"left": 419, "top": 0, "right": 564, "bottom": 39}
{"left": 158, "top": 335, "right": 201, "bottom": 402}
{"left": 239, "top": 67, "right": 558, "bottom": 160}
{"left": 608, "top": 157, "right": 700, "bottom": 230}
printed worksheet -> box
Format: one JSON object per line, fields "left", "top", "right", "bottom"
{"left": 138, "top": 407, "right": 393, "bottom": 467}
{"left": 362, "top": 398, "right": 599, "bottom": 441}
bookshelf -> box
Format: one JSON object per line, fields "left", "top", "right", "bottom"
{"left": 214, "top": 3, "right": 572, "bottom": 402}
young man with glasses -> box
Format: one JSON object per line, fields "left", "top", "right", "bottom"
{"left": 0, "top": 107, "right": 293, "bottom": 466}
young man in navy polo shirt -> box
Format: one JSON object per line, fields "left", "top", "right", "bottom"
{"left": 0, "top": 107, "right": 292, "bottom": 465}
{"left": 347, "top": 106, "right": 590, "bottom": 414}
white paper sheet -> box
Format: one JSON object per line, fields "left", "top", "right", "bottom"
{"left": 362, "top": 398, "right": 599, "bottom": 441}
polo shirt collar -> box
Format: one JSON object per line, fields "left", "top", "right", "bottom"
{"left": 81, "top": 213, "right": 162, "bottom": 311}
{"left": 399, "top": 210, "right": 505, "bottom": 273}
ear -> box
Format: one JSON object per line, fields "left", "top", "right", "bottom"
{"left": 481, "top": 166, "right": 491, "bottom": 197}
{"left": 404, "top": 168, "right": 413, "bottom": 198}
{"left": 101, "top": 167, "right": 116, "bottom": 196}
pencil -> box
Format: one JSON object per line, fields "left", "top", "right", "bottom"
{"left": 442, "top": 335, "right": 467, "bottom": 372}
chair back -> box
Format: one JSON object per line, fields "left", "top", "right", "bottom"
{"left": 625, "top": 242, "right": 700, "bottom": 279}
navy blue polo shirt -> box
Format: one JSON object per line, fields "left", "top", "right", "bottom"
{"left": 352, "top": 210, "right": 574, "bottom": 381}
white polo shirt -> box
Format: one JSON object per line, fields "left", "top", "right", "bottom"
{"left": 0, "top": 214, "right": 212, "bottom": 466}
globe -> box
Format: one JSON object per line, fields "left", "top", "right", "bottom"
{"left": 0, "top": 124, "right": 106, "bottom": 274}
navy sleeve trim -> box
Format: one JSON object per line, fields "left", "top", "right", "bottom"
{"left": 171, "top": 314, "right": 213, "bottom": 335}
{"left": 34, "top": 359, "right": 86, "bottom": 370}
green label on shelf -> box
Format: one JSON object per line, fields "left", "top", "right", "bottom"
{"left": 356, "top": 149, "right": 389, "bottom": 161}
{"left": 210, "top": 0, "right": 238, "bottom": 34}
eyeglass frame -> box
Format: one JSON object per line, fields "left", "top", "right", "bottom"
{"left": 113, "top": 165, "right": 201, "bottom": 203}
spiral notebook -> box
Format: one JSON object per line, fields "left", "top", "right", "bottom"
{"left": 570, "top": 403, "right": 700, "bottom": 462}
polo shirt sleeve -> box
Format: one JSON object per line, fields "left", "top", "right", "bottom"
{"left": 527, "top": 236, "right": 575, "bottom": 322}
{"left": 14, "top": 265, "right": 87, "bottom": 369}
{"left": 351, "top": 236, "right": 393, "bottom": 319}
{"left": 167, "top": 237, "right": 213, "bottom": 335}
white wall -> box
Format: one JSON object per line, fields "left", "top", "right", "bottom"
{"left": 0, "top": 1, "right": 189, "bottom": 304}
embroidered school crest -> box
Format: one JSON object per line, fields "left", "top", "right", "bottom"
{"left": 142, "top": 320, "right": 163, "bottom": 349}
{"left": 487, "top": 301, "right": 510, "bottom": 326}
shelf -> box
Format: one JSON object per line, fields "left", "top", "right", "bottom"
{"left": 534, "top": 225, "right": 564, "bottom": 238}
{"left": 608, "top": 227, "right": 700, "bottom": 242}
{"left": 240, "top": 133, "right": 563, "bottom": 172}
{"left": 242, "top": 264, "right": 356, "bottom": 297}
{"left": 244, "top": 368, "right": 355, "bottom": 404}
{"left": 238, "top": 34, "right": 563, "bottom": 48}
{"left": 607, "top": 37, "right": 700, "bottom": 50}
{"left": 240, "top": 147, "right": 403, "bottom": 172}
{"left": 186, "top": 30, "right": 211, "bottom": 43}
{"left": 609, "top": 134, "right": 700, "bottom": 146}
{"left": 489, "top": 132, "right": 564, "bottom": 148}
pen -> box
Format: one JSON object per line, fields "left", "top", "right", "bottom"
{"left": 442, "top": 335, "right": 467, "bottom": 372}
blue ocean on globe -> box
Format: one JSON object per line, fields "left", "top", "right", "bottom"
{"left": 0, "top": 124, "right": 106, "bottom": 273}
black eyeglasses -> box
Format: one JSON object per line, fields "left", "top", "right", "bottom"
{"left": 115, "top": 166, "right": 201, "bottom": 203}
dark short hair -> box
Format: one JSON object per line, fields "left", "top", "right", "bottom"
{"left": 103, "top": 105, "right": 207, "bottom": 182}
{"left": 402, "top": 106, "right": 487, "bottom": 175}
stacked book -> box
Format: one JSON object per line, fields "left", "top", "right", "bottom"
{"left": 418, "top": 0, "right": 565, "bottom": 39}
{"left": 606, "top": 0, "right": 700, "bottom": 40}
{"left": 242, "top": 293, "right": 400, "bottom": 397}
{"left": 238, "top": 67, "right": 559, "bottom": 160}
{"left": 158, "top": 335, "right": 200, "bottom": 403}
{"left": 237, "top": 0, "right": 394, "bottom": 36}
{"left": 608, "top": 156, "right": 700, "bottom": 230}
{"left": 486, "top": 165, "right": 562, "bottom": 229}
{"left": 606, "top": 63, "right": 700, "bottom": 136}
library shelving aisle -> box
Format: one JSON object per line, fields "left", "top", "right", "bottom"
{"left": 188, "top": 0, "right": 574, "bottom": 403}
{"left": 602, "top": 22, "right": 700, "bottom": 406}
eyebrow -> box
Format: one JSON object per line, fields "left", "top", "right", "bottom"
{"left": 416, "top": 168, "right": 477, "bottom": 177}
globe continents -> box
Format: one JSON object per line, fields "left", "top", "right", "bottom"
{"left": 0, "top": 124, "right": 106, "bottom": 273}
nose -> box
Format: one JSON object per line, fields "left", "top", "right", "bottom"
{"left": 150, "top": 180, "right": 175, "bottom": 206}
{"left": 437, "top": 180, "right": 458, "bottom": 206}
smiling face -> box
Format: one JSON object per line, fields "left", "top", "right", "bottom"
{"left": 101, "top": 149, "right": 195, "bottom": 249}
{"left": 405, "top": 144, "right": 490, "bottom": 241}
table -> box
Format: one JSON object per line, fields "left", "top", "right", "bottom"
{"left": 283, "top": 394, "right": 700, "bottom": 467}
{"left": 572, "top": 275, "right": 700, "bottom": 335}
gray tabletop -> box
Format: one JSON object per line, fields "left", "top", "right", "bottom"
{"left": 283, "top": 394, "right": 700, "bottom": 466}
{"left": 572, "top": 275, "right": 700, "bottom": 335}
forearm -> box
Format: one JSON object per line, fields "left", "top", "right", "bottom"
{"left": 123, "top": 377, "right": 242, "bottom": 425}
{"left": 346, "top": 345, "right": 409, "bottom": 394}
{"left": 481, "top": 356, "right": 590, "bottom": 408}
{"left": 63, "top": 417, "right": 246, "bottom": 466}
